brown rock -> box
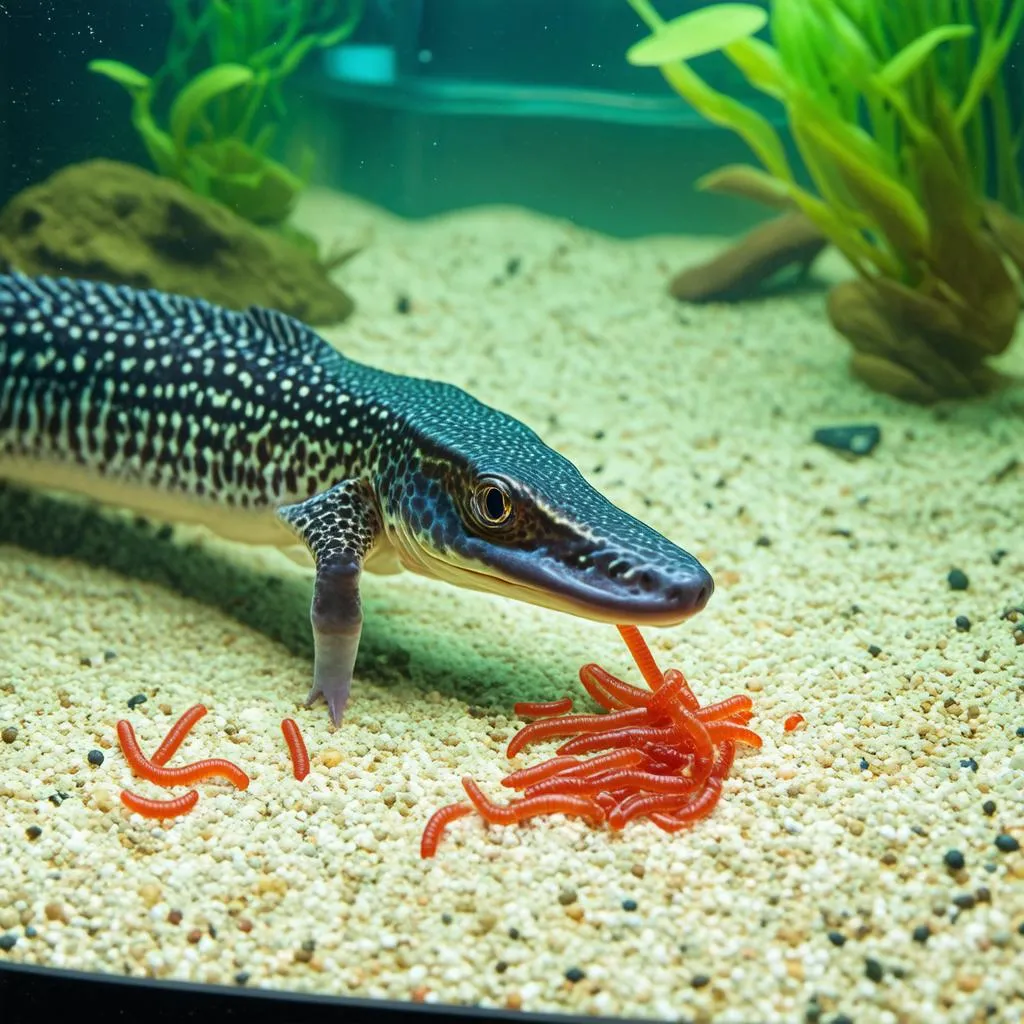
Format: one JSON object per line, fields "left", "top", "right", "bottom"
{"left": 0, "top": 159, "right": 353, "bottom": 325}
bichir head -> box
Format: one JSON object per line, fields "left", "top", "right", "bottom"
{"left": 376, "top": 382, "right": 713, "bottom": 626}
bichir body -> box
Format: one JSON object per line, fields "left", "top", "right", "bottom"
{"left": 0, "top": 272, "right": 713, "bottom": 723}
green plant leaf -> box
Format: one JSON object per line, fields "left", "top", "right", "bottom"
{"left": 169, "top": 63, "right": 254, "bottom": 153}
{"left": 87, "top": 59, "right": 151, "bottom": 93}
{"left": 626, "top": 4, "right": 767, "bottom": 65}
{"left": 878, "top": 24, "right": 974, "bottom": 87}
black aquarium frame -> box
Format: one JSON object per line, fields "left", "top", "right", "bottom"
{"left": 0, "top": 961, "right": 661, "bottom": 1024}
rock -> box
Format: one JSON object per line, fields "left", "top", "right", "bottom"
{"left": 812, "top": 424, "right": 881, "bottom": 456}
{"left": 0, "top": 159, "right": 353, "bottom": 325}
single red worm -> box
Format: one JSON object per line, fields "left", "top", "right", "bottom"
{"left": 116, "top": 720, "right": 250, "bottom": 790}
{"left": 150, "top": 704, "right": 208, "bottom": 766}
{"left": 281, "top": 718, "right": 310, "bottom": 781}
{"left": 420, "top": 802, "right": 474, "bottom": 858}
{"left": 120, "top": 788, "right": 199, "bottom": 819}
{"left": 461, "top": 777, "right": 605, "bottom": 827}
{"left": 512, "top": 697, "right": 574, "bottom": 718}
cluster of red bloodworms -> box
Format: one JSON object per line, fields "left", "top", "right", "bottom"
{"left": 115, "top": 705, "right": 309, "bottom": 818}
{"left": 420, "top": 625, "right": 766, "bottom": 857}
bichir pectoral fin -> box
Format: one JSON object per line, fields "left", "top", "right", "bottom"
{"left": 276, "top": 479, "right": 382, "bottom": 726}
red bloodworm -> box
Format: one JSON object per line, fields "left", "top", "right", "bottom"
{"left": 120, "top": 788, "right": 199, "bottom": 820}
{"left": 579, "top": 664, "right": 649, "bottom": 708}
{"left": 663, "top": 705, "right": 714, "bottom": 789}
{"left": 711, "top": 741, "right": 737, "bottom": 780}
{"left": 556, "top": 723, "right": 679, "bottom": 756}
{"left": 526, "top": 769, "right": 698, "bottom": 798}
{"left": 594, "top": 792, "right": 619, "bottom": 813}
{"left": 506, "top": 706, "right": 651, "bottom": 758}
{"left": 518, "top": 750, "right": 647, "bottom": 795}
{"left": 501, "top": 756, "right": 581, "bottom": 789}
{"left": 281, "top": 718, "right": 310, "bottom": 780}
{"left": 420, "top": 801, "right": 474, "bottom": 858}
{"left": 150, "top": 704, "right": 208, "bottom": 766}
{"left": 615, "top": 624, "right": 665, "bottom": 691}
{"left": 641, "top": 742, "right": 691, "bottom": 771}
{"left": 513, "top": 697, "right": 574, "bottom": 718}
{"left": 607, "top": 790, "right": 697, "bottom": 830}
{"left": 461, "top": 777, "right": 604, "bottom": 826}
{"left": 577, "top": 666, "right": 630, "bottom": 710}
{"left": 696, "top": 694, "right": 754, "bottom": 723}
{"left": 647, "top": 668, "right": 700, "bottom": 718}
{"left": 706, "top": 723, "right": 763, "bottom": 749}
{"left": 648, "top": 781, "right": 725, "bottom": 832}
{"left": 725, "top": 709, "right": 755, "bottom": 726}
{"left": 116, "top": 720, "right": 250, "bottom": 790}
{"left": 784, "top": 713, "right": 805, "bottom": 732}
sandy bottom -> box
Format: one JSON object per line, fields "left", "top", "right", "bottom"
{"left": 1, "top": 189, "right": 1023, "bottom": 1024}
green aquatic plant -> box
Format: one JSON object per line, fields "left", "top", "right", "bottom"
{"left": 625, "top": 0, "right": 1024, "bottom": 402}
{"left": 89, "top": 0, "right": 364, "bottom": 226}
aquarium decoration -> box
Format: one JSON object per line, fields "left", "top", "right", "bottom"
{"left": 625, "top": 0, "right": 1024, "bottom": 403}
{"left": 88, "top": 0, "right": 364, "bottom": 227}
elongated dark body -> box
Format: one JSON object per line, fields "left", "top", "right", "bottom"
{"left": 0, "top": 273, "right": 714, "bottom": 722}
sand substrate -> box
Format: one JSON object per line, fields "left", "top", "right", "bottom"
{"left": 1, "top": 189, "right": 1022, "bottom": 1024}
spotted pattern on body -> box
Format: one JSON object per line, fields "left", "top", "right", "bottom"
{"left": 0, "top": 272, "right": 714, "bottom": 723}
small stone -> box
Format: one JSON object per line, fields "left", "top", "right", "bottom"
{"left": 690, "top": 973, "right": 711, "bottom": 988}
{"left": 44, "top": 903, "right": 67, "bottom": 923}
{"left": 127, "top": 694, "right": 147, "bottom": 709}
{"left": 621, "top": 898, "right": 638, "bottom": 912}
{"left": 952, "top": 893, "right": 976, "bottom": 910}
{"left": 234, "top": 972, "right": 250, "bottom": 985}
{"left": 167, "top": 909, "right": 183, "bottom": 925}
{"left": 956, "top": 972, "right": 981, "bottom": 993}
{"left": 947, "top": 568, "right": 969, "bottom": 591}
{"left": 858, "top": 759, "right": 869, "bottom": 771}
{"left": 827, "top": 931, "right": 847, "bottom": 947}
{"left": 25, "top": 825, "right": 41, "bottom": 840}
{"left": 564, "top": 966, "right": 585, "bottom": 983}
{"left": 495, "top": 960, "right": 509, "bottom": 974}
{"left": 395, "top": 294, "right": 411, "bottom": 314}
{"left": 943, "top": 848, "right": 965, "bottom": 871}
{"left": 912, "top": 924, "right": 930, "bottom": 943}
{"left": 994, "top": 833, "right": 1020, "bottom": 853}
{"left": 0, "top": 934, "right": 17, "bottom": 952}
{"left": 867, "top": 644, "right": 882, "bottom": 657}
{"left": 960, "top": 758, "right": 978, "bottom": 772}
{"left": 557, "top": 887, "right": 578, "bottom": 906}
{"left": 982, "top": 800, "right": 996, "bottom": 816}
{"left": 864, "top": 958, "right": 883, "bottom": 982}
{"left": 87, "top": 749, "right": 104, "bottom": 766}
{"left": 320, "top": 748, "right": 343, "bottom": 768}
{"left": 954, "top": 615, "right": 971, "bottom": 632}
{"left": 138, "top": 884, "right": 161, "bottom": 908}
{"left": 755, "top": 535, "right": 772, "bottom": 547}
{"left": 187, "top": 929, "right": 202, "bottom": 944}
{"left": 812, "top": 423, "right": 881, "bottom": 456}
{"left": 630, "top": 863, "right": 645, "bottom": 878}
{"left": 1, "top": 726, "right": 17, "bottom": 743}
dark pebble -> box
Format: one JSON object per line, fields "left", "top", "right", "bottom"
{"left": 495, "top": 960, "right": 508, "bottom": 973}
{"left": 564, "top": 966, "right": 585, "bottom": 983}
{"left": 830, "top": 1015, "right": 854, "bottom": 1024}
{"left": 867, "top": 644, "right": 882, "bottom": 657}
{"left": 25, "top": 825, "right": 41, "bottom": 840}
{"left": 507, "top": 927, "right": 520, "bottom": 939}
{"left": 1019, "top": 922, "right": 1024, "bottom": 936}
{"left": 982, "top": 800, "right": 996, "bottom": 816}
{"left": 156, "top": 525, "right": 174, "bottom": 542}
{"left": 621, "top": 899, "right": 638, "bottom": 912}
{"left": 975, "top": 886, "right": 991, "bottom": 904}
{"left": 0, "top": 934, "right": 16, "bottom": 952}
{"left": 864, "top": 957, "right": 883, "bottom": 982}
{"left": 87, "top": 749, "right": 104, "bottom": 767}
{"left": 912, "top": 924, "right": 930, "bottom": 943}
{"left": 300, "top": 938, "right": 315, "bottom": 953}
{"left": 395, "top": 294, "right": 411, "bottom": 314}
{"left": 127, "top": 694, "right": 147, "bottom": 709}
{"left": 859, "top": 758, "right": 869, "bottom": 770}
{"left": 48, "top": 792, "right": 69, "bottom": 806}
{"left": 812, "top": 423, "right": 881, "bottom": 456}
{"left": 234, "top": 971, "right": 250, "bottom": 986}
{"left": 990, "top": 548, "right": 1008, "bottom": 565}
{"left": 947, "top": 568, "right": 969, "bottom": 591}
{"left": 24, "top": 926, "right": 36, "bottom": 938}
{"left": 960, "top": 758, "right": 978, "bottom": 772}
{"left": 1, "top": 726, "right": 17, "bottom": 743}
{"left": 690, "top": 973, "right": 711, "bottom": 988}
{"left": 943, "top": 849, "right": 965, "bottom": 871}
{"left": 827, "top": 930, "right": 847, "bottom": 947}
{"left": 755, "top": 535, "right": 772, "bottom": 547}
{"left": 952, "top": 893, "right": 976, "bottom": 910}
{"left": 1017, "top": 727, "right": 1024, "bottom": 738}
{"left": 441, "top": 913, "right": 453, "bottom": 925}
{"left": 954, "top": 615, "right": 971, "bottom": 632}
{"left": 104, "top": 650, "right": 117, "bottom": 662}
{"left": 506, "top": 257, "right": 521, "bottom": 276}
{"left": 557, "top": 887, "right": 577, "bottom": 906}
{"left": 994, "top": 833, "right": 1020, "bottom": 853}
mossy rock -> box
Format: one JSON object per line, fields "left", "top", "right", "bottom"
{"left": 0, "top": 159, "right": 353, "bottom": 325}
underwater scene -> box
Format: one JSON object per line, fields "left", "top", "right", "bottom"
{"left": 0, "top": 1, "right": 1022, "bottom": 1022}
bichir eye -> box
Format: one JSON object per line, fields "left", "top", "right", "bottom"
{"left": 472, "top": 477, "right": 514, "bottom": 528}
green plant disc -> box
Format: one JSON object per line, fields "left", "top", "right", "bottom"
{"left": 627, "top": 4, "right": 768, "bottom": 66}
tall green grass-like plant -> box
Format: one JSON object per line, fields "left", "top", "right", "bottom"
{"left": 89, "top": 0, "right": 364, "bottom": 226}
{"left": 626, "top": 0, "right": 1024, "bottom": 402}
